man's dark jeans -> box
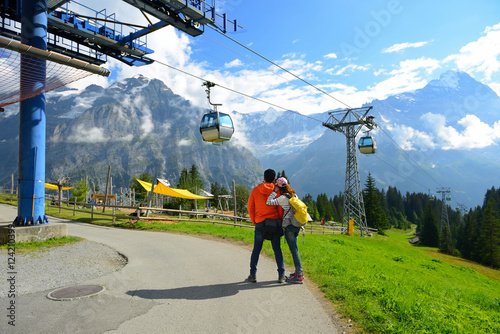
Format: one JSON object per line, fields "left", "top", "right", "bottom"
{"left": 250, "top": 221, "right": 284, "bottom": 276}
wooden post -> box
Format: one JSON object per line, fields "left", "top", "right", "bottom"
{"left": 194, "top": 186, "right": 198, "bottom": 219}
{"left": 120, "top": 187, "right": 123, "bottom": 206}
{"left": 91, "top": 203, "right": 94, "bottom": 220}
{"left": 103, "top": 165, "right": 111, "bottom": 213}
{"left": 179, "top": 205, "right": 181, "bottom": 220}
{"left": 232, "top": 181, "right": 237, "bottom": 226}
{"left": 66, "top": 189, "right": 70, "bottom": 206}
{"left": 11, "top": 173, "right": 14, "bottom": 201}
{"left": 112, "top": 199, "right": 116, "bottom": 224}
{"left": 73, "top": 198, "right": 76, "bottom": 216}
{"left": 85, "top": 175, "right": 89, "bottom": 204}
{"left": 58, "top": 186, "right": 62, "bottom": 213}
{"left": 146, "top": 175, "right": 156, "bottom": 217}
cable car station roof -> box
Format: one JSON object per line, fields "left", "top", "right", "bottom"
{"left": 1, "top": 0, "right": 241, "bottom": 66}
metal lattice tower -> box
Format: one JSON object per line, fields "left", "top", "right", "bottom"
{"left": 437, "top": 187, "right": 451, "bottom": 232}
{"left": 456, "top": 203, "right": 467, "bottom": 224}
{"left": 323, "top": 107, "right": 376, "bottom": 236}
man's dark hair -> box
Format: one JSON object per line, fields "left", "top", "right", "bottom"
{"left": 264, "top": 169, "right": 276, "bottom": 183}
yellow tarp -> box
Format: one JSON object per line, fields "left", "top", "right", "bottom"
{"left": 45, "top": 183, "right": 73, "bottom": 190}
{"left": 136, "top": 179, "right": 212, "bottom": 200}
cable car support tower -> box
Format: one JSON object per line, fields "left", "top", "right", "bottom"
{"left": 437, "top": 187, "right": 451, "bottom": 232}
{"left": 322, "top": 107, "right": 377, "bottom": 236}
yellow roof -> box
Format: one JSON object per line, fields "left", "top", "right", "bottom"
{"left": 136, "top": 179, "right": 212, "bottom": 200}
{"left": 45, "top": 183, "right": 73, "bottom": 190}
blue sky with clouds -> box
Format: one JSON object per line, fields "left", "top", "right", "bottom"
{"left": 74, "top": 0, "right": 500, "bottom": 116}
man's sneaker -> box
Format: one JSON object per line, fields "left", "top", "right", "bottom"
{"left": 247, "top": 274, "right": 257, "bottom": 283}
{"left": 287, "top": 272, "right": 304, "bottom": 284}
{"left": 278, "top": 275, "right": 286, "bottom": 283}
{"left": 286, "top": 272, "right": 304, "bottom": 280}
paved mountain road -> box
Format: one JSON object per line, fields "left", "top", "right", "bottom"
{"left": 0, "top": 204, "right": 344, "bottom": 333}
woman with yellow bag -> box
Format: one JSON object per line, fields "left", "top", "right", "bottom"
{"left": 266, "top": 177, "right": 304, "bottom": 284}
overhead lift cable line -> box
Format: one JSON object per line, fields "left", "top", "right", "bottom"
{"left": 149, "top": 57, "right": 324, "bottom": 123}
{"left": 371, "top": 154, "right": 434, "bottom": 192}
{"left": 376, "top": 123, "right": 444, "bottom": 188}
{"left": 202, "top": 34, "right": 303, "bottom": 89}
{"left": 203, "top": 34, "right": 339, "bottom": 102}
{"left": 208, "top": 26, "right": 352, "bottom": 109}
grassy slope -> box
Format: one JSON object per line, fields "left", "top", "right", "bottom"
{"left": 2, "top": 200, "right": 499, "bottom": 333}
{"left": 113, "top": 219, "right": 500, "bottom": 333}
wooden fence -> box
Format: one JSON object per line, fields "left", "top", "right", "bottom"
{"left": 0, "top": 189, "right": 377, "bottom": 235}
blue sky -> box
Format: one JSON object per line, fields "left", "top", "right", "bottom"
{"left": 73, "top": 0, "right": 500, "bottom": 117}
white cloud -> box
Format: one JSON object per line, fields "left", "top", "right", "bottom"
{"left": 382, "top": 41, "right": 429, "bottom": 53}
{"left": 224, "top": 59, "right": 243, "bottom": 68}
{"left": 178, "top": 138, "right": 192, "bottom": 146}
{"left": 420, "top": 113, "right": 500, "bottom": 149}
{"left": 444, "top": 23, "right": 500, "bottom": 81}
{"left": 388, "top": 124, "right": 436, "bottom": 150}
{"left": 56, "top": 1, "right": 498, "bottom": 121}
{"left": 67, "top": 125, "right": 107, "bottom": 143}
{"left": 367, "top": 57, "right": 440, "bottom": 98}
{"left": 489, "top": 82, "right": 500, "bottom": 97}
{"left": 324, "top": 53, "right": 338, "bottom": 59}
{"left": 335, "top": 64, "right": 369, "bottom": 75}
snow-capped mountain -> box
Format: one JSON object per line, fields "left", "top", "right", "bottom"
{"left": 1, "top": 70, "right": 499, "bottom": 207}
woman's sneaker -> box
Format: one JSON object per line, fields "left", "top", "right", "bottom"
{"left": 287, "top": 272, "right": 304, "bottom": 284}
{"left": 247, "top": 274, "right": 257, "bottom": 283}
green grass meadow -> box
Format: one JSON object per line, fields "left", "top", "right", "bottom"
{"left": 2, "top": 199, "right": 499, "bottom": 333}
{"left": 116, "top": 221, "right": 500, "bottom": 333}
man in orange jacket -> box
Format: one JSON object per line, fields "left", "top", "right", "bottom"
{"left": 247, "top": 169, "right": 285, "bottom": 283}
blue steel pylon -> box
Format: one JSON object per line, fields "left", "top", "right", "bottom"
{"left": 14, "top": 0, "right": 49, "bottom": 226}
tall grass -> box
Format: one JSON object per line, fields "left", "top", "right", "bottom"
{"left": 300, "top": 232, "right": 499, "bottom": 333}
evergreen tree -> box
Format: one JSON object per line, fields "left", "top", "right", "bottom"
{"left": 131, "top": 172, "right": 152, "bottom": 202}
{"left": 308, "top": 201, "right": 320, "bottom": 221}
{"left": 386, "top": 186, "right": 405, "bottom": 215}
{"left": 210, "top": 182, "right": 222, "bottom": 208}
{"left": 420, "top": 203, "right": 440, "bottom": 247}
{"left": 363, "top": 173, "right": 389, "bottom": 232}
{"left": 302, "top": 193, "right": 319, "bottom": 221}
{"left": 479, "top": 200, "right": 500, "bottom": 268}
{"left": 71, "top": 178, "right": 89, "bottom": 202}
{"left": 317, "top": 193, "right": 333, "bottom": 220}
{"left": 175, "top": 165, "right": 205, "bottom": 210}
{"left": 276, "top": 170, "right": 288, "bottom": 182}
{"left": 458, "top": 209, "right": 477, "bottom": 260}
{"left": 234, "top": 184, "right": 250, "bottom": 216}
{"left": 439, "top": 223, "right": 454, "bottom": 255}
{"left": 331, "top": 193, "right": 342, "bottom": 222}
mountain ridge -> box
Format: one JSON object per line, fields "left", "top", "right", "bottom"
{"left": 1, "top": 70, "right": 499, "bottom": 207}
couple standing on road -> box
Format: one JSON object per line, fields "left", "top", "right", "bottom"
{"left": 246, "top": 169, "right": 304, "bottom": 284}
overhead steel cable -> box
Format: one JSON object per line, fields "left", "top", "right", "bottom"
{"left": 374, "top": 120, "right": 444, "bottom": 188}
{"left": 208, "top": 25, "right": 352, "bottom": 109}
{"left": 202, "top": 34, "right": 290, "bottom": 80}
{"left": 371, "top": 154, "right": 431, "bottom": 192}
{"left": 202, "top": 34, "right": 339, "bottom": 103}
{"left": 148, "top": 56, "right": 324, "bottom": 123}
